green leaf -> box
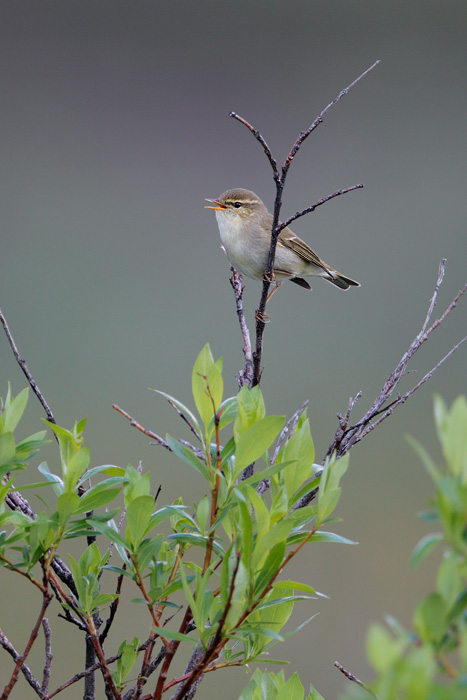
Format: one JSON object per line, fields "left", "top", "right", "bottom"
{"left": 413, "top": 592, "right": 448, "bottom": 644}
{"left": 366, "top": 622, "right": 408, "bottom": 672}
{"left": 56, "top": 492, "right": 80, "bottom": 523}
{"left": 309, "top": 531, "right": 357, "bottom": 545}
{"left": 0, "top": 433, "right": 15, "bottom": 467}
{"left": 208, "top": 396, "right": 238, "bottom": 434}
{"left": 235, "top": 415, "right": 285, "bottom": 474}
{"left": 126, "top": 495, "right": 155, "bottom": 548}
{"left": 1, "top": 387, "right": 29, "bottom": 433}
{"left": 77, "top": 464, "right": 126, "bottom": 485}
{"left": 276, "top": 673, "right": 303, "bottom": 700}
{"left": 165, "top": 436, "right": 210, "bottom": 481}
{"left": 410, "top": 532, "right": 443, "bottom": 568}
{"left": 91, "top": 593, "right": 119, "bottom": 610}
{"left": 38, "top": 462, "right": 64, "bottom": 495}
{"left": 317, "top": 487, "right": 341, "bottom": 525}
{"left": 74, "top": 478, "right": 125, "bottom": 514}
{"left": 155, "top": 628, "right": 197, "bottom": 644}
{"left": 275, "top": 581, "right": 325, "bottom": 597}
{"left": 406, "top": 435, "right": 441, "bottom": 482}
{"left": 234, "top": 385, "right": 266, "bottom": 442}
{"left": 278, "top": 418, "right": 315, "bottom": 499}
{"left": 253, "top": 542, "right": 285, "bottom": 598}
{"left": 155, "top": 390, "right": 202, "bottom": 441}
{"left": 192, "top": 344, "right": 223, "bottom": 428}
{"left": 436, "top": 396, "right": 467, "bottom": 480}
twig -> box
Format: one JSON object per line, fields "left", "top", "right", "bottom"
{"left": 166, "top": 399, "right": 202, "bottom": 443}
{"left": 0, "top": 629, "right": 43, "bottom": 697}
{"left": 112, "top": 404, "right": 170, "bottom": 448}
{"left": 282, "top": 60, "right": 381, "bottom": 175}
{"left": 41, "top": 619, "right": 53, "bottom": 697}
{"left": 113, "top": 405, "right": 206, "bottom": 461}
{"left": 279, "top": 184, "right": 364, "bottom": 232}
{"left": 326, "top": 260, "right": 467, "bottom": 460}
{"left": 99, "top": 569, "right": 125, "bottom": 645}
{"left": 1, "top": 582, "right": 53, "bottom": 699}
{"left": 334, "top": 660, "right": 381, "bottom": 699}
{"left": 228, "top": 113, "right": 279, "bottom": 179}
{"left": 230, "top": 61, "right": 380, "bottom": 386}
{"left": 229, "top": 267, "right": 254, "bottom": 388}
{"left": 0, "top": 308, "right": 56, "bottom": 424}
{"left": 168, "top": 553, "right": 241, "bottom": 700}
{"left": 257, "top": 399, "right": 310, "bottom": 497}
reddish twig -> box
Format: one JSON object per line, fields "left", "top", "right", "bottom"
{"left": 0, "top": 630, "right": 43, "bottom": 697}
{"left": 1, "top": 573, "right": 53, "bottom": 699}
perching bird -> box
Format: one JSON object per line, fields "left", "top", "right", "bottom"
{"left": 205, "top": 188, "right": 360, "bottom": 296}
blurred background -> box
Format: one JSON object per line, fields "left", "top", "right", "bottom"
{"left": 1, "top": 1, "right": 466, "bottom": 697}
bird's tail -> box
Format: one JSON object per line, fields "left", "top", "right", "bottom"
{"left": 327, "top": 272, "right": 360, "bottom": 290}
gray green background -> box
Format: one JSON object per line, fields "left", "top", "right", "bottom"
{"left": 1, "top": 1, "right": 467, "bottom": 698}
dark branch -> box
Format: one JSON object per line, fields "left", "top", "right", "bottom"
{"left": 229, "top": 112, "right": 279, "bottom": 180}
{"left": 230, "top": 62, "right": 380, "bottom": 386}
{"left": 283, "top": 60, "right": 381, "bottom": 175}
{"left": 325, "top": 260, "right": 467, "bottom": 460}
{"left": 279, "top": 184, "right": 364, "bottom": 232}
{"left": 0, "top": 630, "right": 43, "bottom": 698}
{"left": 0, "top": 308, "right": 56, "bottom": 424}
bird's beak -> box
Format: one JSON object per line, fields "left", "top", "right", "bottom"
{"left": 205, "top": 198, "right": 228, "bottom": 210}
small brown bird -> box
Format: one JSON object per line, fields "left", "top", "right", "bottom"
{"left": 206, "top": 188, "right": 360, "bottom": 295}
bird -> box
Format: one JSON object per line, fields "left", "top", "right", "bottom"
{"left": 205, "top": 188, "right": 360, "bottom": 298}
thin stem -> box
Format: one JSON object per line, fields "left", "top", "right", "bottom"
{"left": 1, "top": 584, "right": 53, "bottom": 699}
{"left": 0, "top": 307, "right": 56, "bottom": 424}
{"left": 229, "top": 267, "right": 254, "bottom": 388}
{"left": 41, "top": 619, "right": 53, "bottom": 697}
{"left": 231, "top": 62, "right": 380, "bottom": 385}
{"left": 326, "top": 261, "right": 467, "bottom": 459}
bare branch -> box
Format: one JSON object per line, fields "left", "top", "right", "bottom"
{"left": 272, "top": 400, "right": 310, "bottom": 464}
{"left": 166, "top": 399, "right": 202, "bottom": 443}
{"left": 334, "top": 660, "right": 381, "bottom": 700}
{"left": 112, "top": 404, "right": 170, "bottom": 448}
{"left": 229, "top": 112, "right": 279, "bottom": 180}
{"left": 0, "top": 629, "right": 43, "bottom": 697}
{"left": 230, "top": 62, "right": 380, "bottom": 386}
{"left": 0, "top": 308, "right": 56, "bottom": 424}
{"left": 41, "top": 619, "right": 53, "bottom": 697}
{"left": 279, "top": 184, "right": 364, "bottom": 232}
{"left": 229, "top": 267, "right": 254, "bottom": 388}
{"left": 1, "top": 581, "right": 53, "bottom": 699}
{"left": 283, "top": 60, "right": 381, "bottom": 175}
{"left": 325, "top": 261, "right": 467, "bottom": 460}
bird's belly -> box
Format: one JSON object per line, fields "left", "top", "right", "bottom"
{"left": 217, "top": 217, "right": 266, "bottom": 279}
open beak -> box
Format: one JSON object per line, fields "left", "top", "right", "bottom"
{"left": 205, "top": 198, "right": 228, "bottom": 211}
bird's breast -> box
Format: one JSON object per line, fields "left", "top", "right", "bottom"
{"left": 215, "top": 212, "right": 267, "bottom": 279}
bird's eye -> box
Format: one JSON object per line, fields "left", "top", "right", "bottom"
{"left": 233, "top": 201, "right": 242, "bottom": 209}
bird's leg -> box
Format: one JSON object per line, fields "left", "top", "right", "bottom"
{"left": 255, "top": 278, "right": 282, "bottom": 323}
{"left": 266, "top": 281, "right": 282, "bottom": 303}
{"left": 255, "top": 309, "right": 270, "bottom": 323}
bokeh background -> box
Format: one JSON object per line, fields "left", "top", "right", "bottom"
{"left": 1, "top": 1, "right": 467, "bottom": 697}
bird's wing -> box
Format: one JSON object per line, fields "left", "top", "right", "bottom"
{"left": 277, "top": 227, "right": 331, "bottom": 271}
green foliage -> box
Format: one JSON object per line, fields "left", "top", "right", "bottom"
{"left": 238, "top": 669, "right": 325, "bottom": 700}
{"left": 0, "top": 349, "right": 352, "bottom": 698}
{"left": 339, "top": 396, "right": 467, "bottom": 700}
